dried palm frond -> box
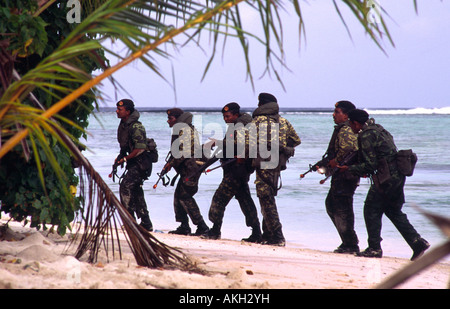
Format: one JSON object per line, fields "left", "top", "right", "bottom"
{"left": 70, "top": 150, "right": 202, "bottom": 272}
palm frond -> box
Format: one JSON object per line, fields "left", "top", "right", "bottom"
{"left": 69, "top": 141, "right": 199, "bottom": 270}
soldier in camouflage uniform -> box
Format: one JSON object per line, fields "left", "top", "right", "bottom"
{"left": 164, "top": 108, "right": 209, "bottom": 236}
{"left": 203, "top": 103, "right": 262, "bottom": 242}
{"left": 340, "top": 109, "right": 429, "bottom": 260}
{"left": 115, "top": 99, "right": 153, "bottom": 231}
{"left": 316, "top": 101, "right": 360, "bottom": 254}
{"left": 250, "top": 93, "right": 301, "bottom": 246}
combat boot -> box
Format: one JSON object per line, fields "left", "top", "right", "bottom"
{"left": 356, "top": 247, "right": 383, "bottom": 258}
{"left": 202, "top": 223, "right": 221, "bottom": 240}
{"left": 333, "top": 244, "right": 360, "bottom": 254}
{"left": 139, "top": 215, "right": 153, "bottom": 232}
{"left": 264, "top": 228, "right": 285, "bottom": 247}
{"left": 410, "top": 237, "right": 430, "bottom": 261}
{"left": 169, "top": 222, "right": 191, "bottom": 235}
{"left": 242, "top": 226, "right": 262, "bottom": 243}
{"left": 192, "top": 220, "right": 209, "bottom": 236}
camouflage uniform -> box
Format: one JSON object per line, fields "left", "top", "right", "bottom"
{"left": 250, "top": 99, "right": 301, "bottom": 245}
{"left": 117, "top": 110, "right": 152, "bottom": 230}
{"left": 319, "top": 121, "right": 360, "bottom": 252}
{"left": 168, "top": 112, "right": 209, "bottom": 235}
{"left": 348, "top": 118, "right": 428, "bottom": 257}
{"left": 207, "top": 113, "right": 261, "bottom": 239}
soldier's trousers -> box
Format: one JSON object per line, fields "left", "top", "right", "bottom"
{"left": 119, "top": 164, "right": 151, "bottom": 221}
{"left": 255, "top": 168, "right": 282, "bottom": 238}
{"left": 325, "top": 176, "right": 359, "bottom": 248}
{"left": 173, "top": 174, "right": 205, "bottom": 226}
{"left": 364, "top": 175, "right": 421, "bottom": 249}
{"left": 209, "top": 172, "right": 259, "bottom": 228}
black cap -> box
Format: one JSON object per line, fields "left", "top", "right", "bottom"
{"left": 167, "top": 108, "right": 184, "bottom": 118}
{"left": 348, "top": 109, "right": 369, "bottom": 124}
{"left": 258, "top": 93, "right": 277, "bottom": 105}
{"left": 222, "top": 102, "right": 240, "bottom": 114}
{"left": 335, "top": 100, "right": 356, "bottom": 114}
{"left": 116, "top": 99, "right": 134, "bottom": 112}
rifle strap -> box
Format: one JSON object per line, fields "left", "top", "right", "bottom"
{"left": 117, "top": 169, "right": 126, "bottom": 185}
{"left": 170, "top": 173, "right": 179, "bottom": 186}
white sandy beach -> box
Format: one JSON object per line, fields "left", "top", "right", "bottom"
{"left": 0, "top": 215, "right": 448, "bottom": 290}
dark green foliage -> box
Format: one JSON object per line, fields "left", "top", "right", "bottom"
{"left": 0, "top": 1, "right": 107, "bottom": 235}
{"left": 0, "top": 0, "right": 47, "bottom": 57}
{"left": 0, "top": 142, "right": 80, "bottom": 235}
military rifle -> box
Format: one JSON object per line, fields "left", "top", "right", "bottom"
{"left": 204, "top": 158, "right": 238, "bottom": 174}
{"left": 299, "top": 163, "right": 328, "bottom": 180}
{"left": 299, "top": 164, "right": 318, "bottom": 180}
{"left": 181, "top": 146, "right": 224, "bottom": 182}
{"left": 319, "top": 151, "right": 357, "bottom": 184}
{"left": 108, "top": 154, "right": 125, "bottom": 182}
{"left": 184, "top": 156, "right": 219, "bottom": 182}
{"left": 153, "top": 151, "right": 172, "bottom": 189}
{"left": 108, "top": 162, "right": 119, "bottom": 182}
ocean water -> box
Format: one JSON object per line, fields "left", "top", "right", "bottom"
{"left": 82, "top": 107, "right": 450, "bottom": 260}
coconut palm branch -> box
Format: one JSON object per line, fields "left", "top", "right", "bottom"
{"left": 0, "top": 0, "right": 403, "bottom": 268}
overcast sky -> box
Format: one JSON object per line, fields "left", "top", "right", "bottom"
{"left": 98, "top": 0, "right": 450, "bottom": 110}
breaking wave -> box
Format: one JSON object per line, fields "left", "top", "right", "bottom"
{"left": 365, "top": 107, "right": 450, "bottom": 115}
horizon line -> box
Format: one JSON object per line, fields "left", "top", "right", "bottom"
{"left": 96, "top": 106, "right": 429, "bottom": 113}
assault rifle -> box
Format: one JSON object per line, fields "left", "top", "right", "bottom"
{"left": 108, "top": 154, "right": 125, "bottom": 182}
{"left": 108, "top": 162, "right": 119, "bottom": 182}
{"left": 185, "top": 157, "right": 240, "bottom": 182}
{"left": 183, "top": 146, "right": 224, "bottom": 182}
{"left": 299, "top": 163, "right": 328, "bottom": 180}
{"left": 319, "top": 151, "right": 357, "bottom": 184}
{"left": 299, "top": 164, "right": 318, "bottom": 180}
{"left": 204, "top": 158, "right": 237, "bottom": 174}
{"left": 300, "top": 153, "right": 331, "bottom": 180}
{"left": 184, "top": 156, "right": 219, "bottom": 182}
{"left": 153, "top": 151, "right": 172, "bottom": 189}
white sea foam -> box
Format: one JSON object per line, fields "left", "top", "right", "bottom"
{"left": 365, "top": 107, "right": 450, "bottom": 115}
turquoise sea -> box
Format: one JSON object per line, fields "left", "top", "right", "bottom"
{"left": 82, "top": 107, "right": 450, "bottom": 260}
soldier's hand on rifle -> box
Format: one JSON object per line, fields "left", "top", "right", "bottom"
{"left": 337, "top": 164, "right": 349, "bottom": 171}
{"left": 114, "top": 155, "right": 124, "bottom": 167}
{"left": 328, "top": 158, "right": 337, "bottom": 168}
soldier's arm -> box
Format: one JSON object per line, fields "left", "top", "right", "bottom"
{"left": 348, "top": 131, "right": 378, "bottom": 176}
{"left": 117, "top": 148, "right": 145, "bottom": 164}
{"left": 335, "top": 126, "right": 358, "bottom": 163}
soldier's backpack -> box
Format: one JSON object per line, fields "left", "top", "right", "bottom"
{"left": 366, "top": 118, "right": 417, "bottom": 179}
{"left": 146, "top": 138, "right": 159, "bottom": 163}
{"left": 396, "top": 149, "right": 417, "bottom": 177}
{"left": 363, "top": 119, "right": 417, "bottom": 177}
{"left": 135, "top": 138, "right": 158, "bottom": 178}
